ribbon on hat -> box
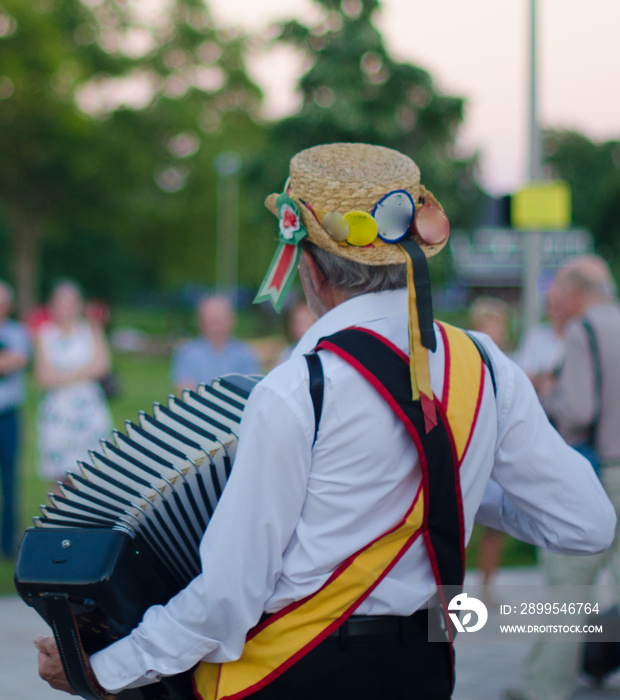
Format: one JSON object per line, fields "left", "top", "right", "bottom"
{"left": 398, "top": 237, "right": 437, "bottom": 433}
{"left": 254, "top": 193, "right": 308, "bottom": 313}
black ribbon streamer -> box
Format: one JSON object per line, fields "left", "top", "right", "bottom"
{"left": 399, "top": 237, "right": 436, "bottom": 352}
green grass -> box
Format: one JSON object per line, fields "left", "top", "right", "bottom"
{"left": 1, "top": 346, "right": 536, "bottom": 598}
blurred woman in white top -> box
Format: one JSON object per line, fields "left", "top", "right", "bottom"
{"left": 35, "top": 280, "right": 113, "bottom": 488}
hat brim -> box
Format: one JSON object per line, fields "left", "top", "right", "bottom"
{"left": 265, "top": 188, "right": 448, "bottom": 266}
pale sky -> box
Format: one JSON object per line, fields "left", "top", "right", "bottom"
{"left": 209, "top": 0, "right": 620, "bottom": 195}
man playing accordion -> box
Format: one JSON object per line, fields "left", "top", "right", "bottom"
{"left": 37, "top": 143, "right": 616, "bottom": 700}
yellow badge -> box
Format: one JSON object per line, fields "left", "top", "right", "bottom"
{"left": 344, "top": 211, "right": 379, "bottom": 246}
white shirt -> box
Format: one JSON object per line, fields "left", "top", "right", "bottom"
{"left": 39, "top": 320, "right": 97, "bottom": 373}
{"left": 91, "top": 289, "right": 615, "bottom": 693}
{"left": 514, "top": 322, "right": 565, "bottom": 376}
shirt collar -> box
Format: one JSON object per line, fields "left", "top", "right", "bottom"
{"left": 291, "top": 288, "right": 408, "bottom": 358}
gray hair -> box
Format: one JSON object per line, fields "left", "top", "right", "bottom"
{"left": 561, "top": 255, "right": 617, "bottom": 301}
{"left": 302, "top": 242, "right": 407, "bottom": 298}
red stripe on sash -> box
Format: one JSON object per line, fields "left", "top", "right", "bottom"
{"left": 346, "top": 326, "right": 411, "bottom": 364}
{"left": 460, "top": 365, "right": 485, "bottom": 464}
{"left": 435, "top": 399, "right": 466, "bottom": 577}
{"left": 438, "top": 323, "right": 451, "bottom": 412}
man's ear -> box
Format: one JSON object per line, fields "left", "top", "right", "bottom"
{"left": 301, "top": 250, "right": 326, "bottom": 294}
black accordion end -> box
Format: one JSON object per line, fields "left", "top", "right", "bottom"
{"left": 15, "top": 374, "right": 261, "bottom": 700}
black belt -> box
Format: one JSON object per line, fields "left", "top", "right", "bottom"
{"left": 330, "top": 608, "right": 436, "bottom": 641}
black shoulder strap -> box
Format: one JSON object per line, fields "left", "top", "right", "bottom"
{"left": 582, "top": 318, "right": 602, "bottom": 439}
{"left": 305, "top": 352, "right": 324, "bottom": 447}
{"left": 465, "top": 331, "right": 497, "bottom": 397}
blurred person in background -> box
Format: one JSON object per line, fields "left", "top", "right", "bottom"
{"left": 171, "top": 294, "right": 260, "bottom": 394}
{"left": 470, "top": 296, "right": 510, "bottom": 354}
{"left": 509, "top": 255, "right": 620, "bottom": 700}
{"left": 514, "top": 281, "right": 568, "bottom": 393}
{"left": 469, "top": 296, "right": 511, "bottom": 603}
{"left": 0, "top": 281, "right": 30, "bottom": 558}
{"left": 278, "top": 300, "right": 316, "bottom": 365}
{"left": 34, "top": 280, "right": 113, "bottom": 490}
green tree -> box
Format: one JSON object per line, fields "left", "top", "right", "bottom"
{"left": 0, "top": 0, "right": 266, "bottom": 315}
{"left": 263, "top": 0, "right": 482, "bottom": 229}
{"left": 544, "top": 129, "right": 620, "bottom": 270}
{"left": 0, "top": 0, "right": 124, "bottom": 314}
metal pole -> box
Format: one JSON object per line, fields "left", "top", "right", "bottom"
{"left": 215, "top": 153, "right": 241, "bottom": 299}
{"left": 523, "top": 0, "right": 542, "bottom": 333}
{"left": 528, "top": 0, "right": 542, "bottom": 182}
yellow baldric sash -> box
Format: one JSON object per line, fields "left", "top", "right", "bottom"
{"left": 193, "top": 321, "right": 487, "bottom": 700}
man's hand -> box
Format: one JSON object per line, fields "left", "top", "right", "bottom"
{"left": 34, "top": 635, "right": 78, "bottom": 695}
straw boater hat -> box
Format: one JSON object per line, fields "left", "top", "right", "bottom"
{"left": 255, "top": 143, "right": 451, "bottom": 432}
{"left": 265, "top": 142, "right": 449, "bottom": 265}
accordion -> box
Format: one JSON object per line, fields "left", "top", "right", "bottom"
{"left": 15, "top": 374, "right": 261, "bottom": 700}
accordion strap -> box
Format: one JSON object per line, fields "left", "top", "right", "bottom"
{"left": 41, "top": 592, "right": 116, "bottom": 700}
{"left": 304, "top": 352, "right": 324, "bottom": 446}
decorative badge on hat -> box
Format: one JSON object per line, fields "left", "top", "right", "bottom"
{"left": 254, "top": 191, "right": 308, "bottom": 313}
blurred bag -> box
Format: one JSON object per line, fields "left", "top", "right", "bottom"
{"left": 582, "top": 605, "right": 620, "bottom": 685}
{"left": 576, "top": 319, "right": 602, "bottom": 477}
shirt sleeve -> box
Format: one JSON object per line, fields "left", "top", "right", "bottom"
{"left": 474, "top": 337, "right": 615, "bottom": 555}
{"left": 90, "top": 373, "right": 314, "bottom": 693}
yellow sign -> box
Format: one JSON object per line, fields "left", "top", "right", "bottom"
{"left": 511, "top": 181, "right": 571, "bottom": 230}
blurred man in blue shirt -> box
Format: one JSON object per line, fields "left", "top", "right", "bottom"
{"left": 171, "top": 295, "right": 260, "bottom": 394}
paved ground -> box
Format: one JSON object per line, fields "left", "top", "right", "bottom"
{"left": 1, "top": 566, "right": 619, "bottom": 700}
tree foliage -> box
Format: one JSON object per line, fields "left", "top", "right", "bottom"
{"left": 544, "top": 129, "right": 620, "bottom": 269}
{"left": 0, "top": 0, "right": 266, "bottom": 314}
{"left": 265, "top": 0, "right": 483, "bottom": 228}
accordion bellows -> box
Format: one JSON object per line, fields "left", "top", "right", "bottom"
{"left": 32, "top": 374, "right": 259, "bottom": 586}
